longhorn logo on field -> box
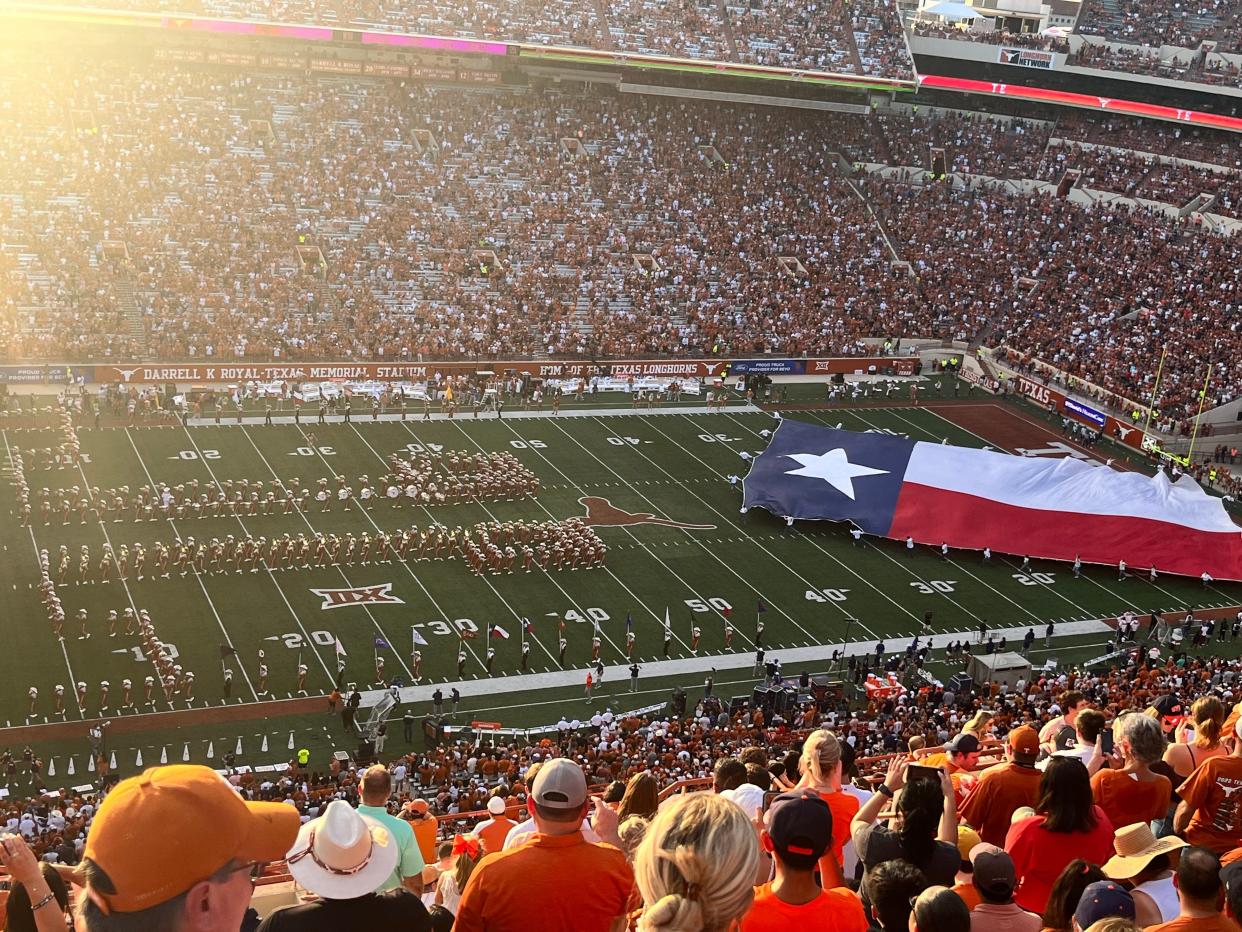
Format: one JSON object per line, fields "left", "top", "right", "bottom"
{"left": 578, "top": 496, "right": 716, "bottom": 530}
{"left": 310, "top": 583, "right": 404, "bottom": 610}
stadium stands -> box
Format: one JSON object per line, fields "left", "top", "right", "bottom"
{"left": 2, "top": 60, "right": 1240, "bottom": 419}
{"left": 6, "top": 637, "right": 1242, "bottom": 929}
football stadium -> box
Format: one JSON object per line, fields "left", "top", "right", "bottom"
{"left": 2, "top": 0, "right": 1242, "bottom": 927}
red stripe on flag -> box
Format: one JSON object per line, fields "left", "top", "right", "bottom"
{"left": 888, "top": 483, "right": 1242, "bottom": 580}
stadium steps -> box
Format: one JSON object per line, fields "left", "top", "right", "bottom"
{"left": 591, "top": 0, "right": 617, "bottom": 49}
{"left": 840, "top": 14, "right": 868, "bottom": 73}
{"left": 715, "top": 0, "right": 742, "bottom": 59}
{"left": 112, "top": 274, "right": 149, "bottom": 353}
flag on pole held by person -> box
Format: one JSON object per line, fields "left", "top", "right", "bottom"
{"left": 663, "top": 607, "right": 672, "bottom": 637}
{"left": 411, "top": 627, "right": 428, "bottom": 647}
{"left": 523, "top": 617, "right": 534, "bottom": 636}
{"left": 334, "top": 637, "right": 347, "bottom": 657}
{"left": 490, "top": 625, "right": 510, "bottom": 640}
{"left": 757, "top": 599, "right": 767, "bottom": 614}
{"left": 373, "top": 637, "right": 390, "bottom": 650}
{"left": 625, "top": 611, "right": 633, "bottom": 632}
{"left": 219, "top": 644, "right": 238, "bottom": 659}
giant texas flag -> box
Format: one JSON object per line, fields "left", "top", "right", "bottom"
{"left": 742, "top": 419, "right": 1242, "bottom": 581}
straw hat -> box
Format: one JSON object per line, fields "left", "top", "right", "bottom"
{"left": 1102, "top": 823, "right": 1187, "bottom": 879}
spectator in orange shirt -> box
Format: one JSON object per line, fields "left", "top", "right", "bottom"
{"left": 1176, "top": 718, "right": 1242, "bottom": 854}
{"left": 454, "top": 758, "right": 632, "bottom": 932}
{"left": 402, "top": 799, "right": 439, "bottom": 866}
{"left": 959, "top": 725, "right": 1043, "bottom": 847}
{"left": 923, "top": 733, "right": 984, "bottom": 812}
{"left": 634, "top": 793, "right": 759, "bottom": 932}
{"left": 741, "top": 789, "right": 866, "bottom": 932}
{"left": 474, "top": 796, "right": 517, "bottom": 855}
{"left": 1090, "top": 714, "right": 1172, "bottom": 831}
{"left": 794, "top": 730, "right": 859, "bottom": 888}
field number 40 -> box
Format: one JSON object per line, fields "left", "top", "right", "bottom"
{"left": 806, "top": 588, "right": 850, "bottom": 602}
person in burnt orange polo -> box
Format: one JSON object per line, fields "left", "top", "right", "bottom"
{"left": 454, "top": 758, "right": 632, "bottom": 932}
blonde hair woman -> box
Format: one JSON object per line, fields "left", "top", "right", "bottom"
{"left": 962, "top": 710, "right": 994, "bottom": 740}
{"left": 1163, "top": 696, "right": 1226, "bottom": 781}
{"left": 634, "top": 794, "right": 759, "bottom": 932}
{"left": 794, "top": 729, "right": 858, "bottom": 888}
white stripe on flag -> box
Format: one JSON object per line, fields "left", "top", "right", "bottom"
{"left": 906, "top": 442, "right": 1237, "bottom": 533}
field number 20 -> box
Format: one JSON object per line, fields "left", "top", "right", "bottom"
{"left": 910, "top": 580, "right": 957, "bottom": 594}
{"left": 1013, "top": 572, "right": 1056, "bottom": 586}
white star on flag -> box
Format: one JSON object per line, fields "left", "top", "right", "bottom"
{"left": 783, "top": 449, "right": 889, "bottom": 500}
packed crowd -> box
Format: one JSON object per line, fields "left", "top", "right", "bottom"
{"left": 1076, "top": 0, "right": 1242, "bottom": 55}
{"left": 3, "top": 63, "right": 1242, "bottom": 420}
{"left": 909, "top": 22, "right": 1072, "bottom": 54}
{"left": 1068, "top": 42, "right": 1197, "bottom": 82}
{"left": 54, "top": 0, "right": 916, "bottom": 79}
{"left": 10, "top": 639, "right": 1242, "bottom": 930}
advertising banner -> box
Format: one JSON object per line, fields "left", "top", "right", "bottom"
{"left": 1013, "top": 376, "right": 1145, "bottom": 451}
{"left": 0, "top": 365, "right": 84, "bottom": 383}
{"left": 729, "top": 359, "right": 806, "bottom": 375}
{"left": 998, "top": 47, "right": 1055, "bottom": 70}
{"left": 1064, "top": 397, "right": 1107, "bottom": 429}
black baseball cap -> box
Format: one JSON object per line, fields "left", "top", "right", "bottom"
{"left": 766, "top": 790, "right": 832, "bottom": 868}
{"left": 945, "top": 733, "right": 981, "bottom": 756}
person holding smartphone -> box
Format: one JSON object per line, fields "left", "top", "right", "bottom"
{"left": 1090, "top": 714, "right": 1173, "bottom": 832}
{"left": 849, "top": 755, "right": 960, "bottom": 890}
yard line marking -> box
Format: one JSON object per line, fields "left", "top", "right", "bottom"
{"left": 165, "top": 424, "right": 337, "bottom": 688}
{"left": 236, "top": 426, "right": 415, "bottom": 683}
{"left": 121, "top": 429, "right": 262, "bottom": 700}
{"left": 3, "top": 430, "right": 86, "bottom": 719}
{"left": 664, "top": 413, "right": 933, "bottom": 633}
{"left": 429, "top": 419, "right": 651, "bottom": 662}
{"left": 563, "top": 416, "right": 837, "bottom": 642}
{"left": 476, "top": 417, "right": 730, "bottom": 656}
{"left": 348, "top": 420, "right": 559, "bottom": 669}
{"left": 885, "top": 409, "right": 1201, "bottom": 615}
{"left": 282, "top": 422, "right": 489, "bottom": 674}
{"left": 807, "top": 409, "right": 1043, "bottom": 622}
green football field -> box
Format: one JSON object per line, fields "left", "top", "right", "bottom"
{"left": 2, "top": 383, "right": 1240, "bottom": 787}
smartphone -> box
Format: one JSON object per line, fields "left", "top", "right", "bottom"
{"left": 1100, "top": 729, "right": 1114, "bottom": 755}
{"left": 907, "top": 764, "right": 942, "bottom": 785}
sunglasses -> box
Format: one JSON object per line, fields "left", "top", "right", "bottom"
{"left": 221, "top": 861, "right": 268, "bottom": 886}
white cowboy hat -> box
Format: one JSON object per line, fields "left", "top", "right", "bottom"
{"left": 285, "top": 800, "right": 398, "bottom": 899}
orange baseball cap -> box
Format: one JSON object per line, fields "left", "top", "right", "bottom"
{"left": 82, "top": 765, "right": 300, "bottom": 913}
{"left": 1007, "top": 725, "right": 1040, "bottom": 763}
